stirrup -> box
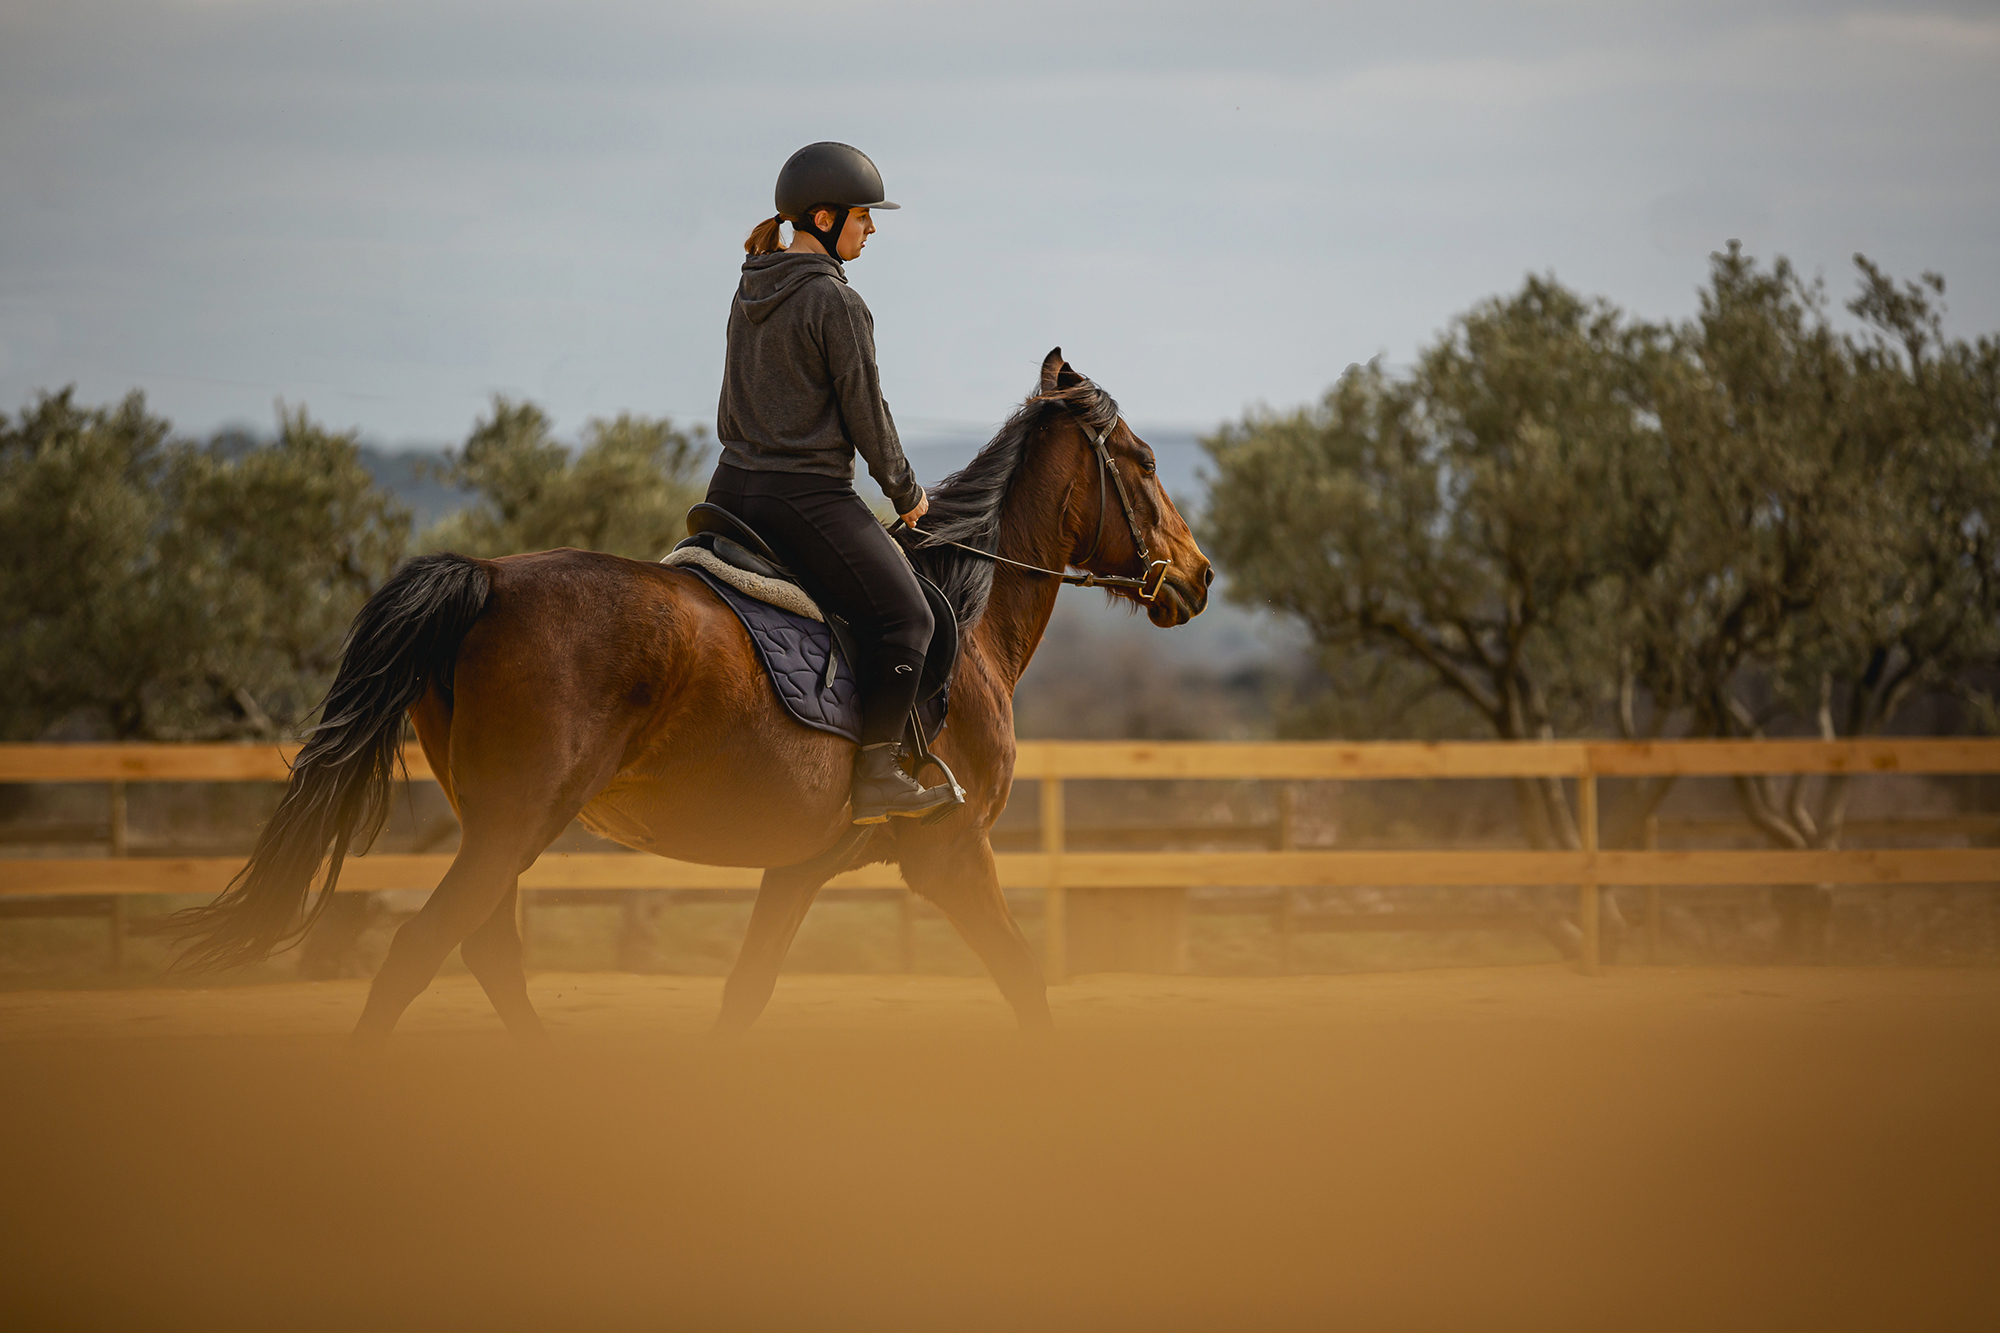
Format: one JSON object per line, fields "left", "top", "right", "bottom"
{"left": 897, "top": 706, "right": 967, "bottom": 826}
{"left": 851, "top": 742, "right": 955, "bottom": 826}
{"left": 907, "top": 752, "right": 966, "bottom": 825}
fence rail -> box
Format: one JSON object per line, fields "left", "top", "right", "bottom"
{"left": 2, "top": 740, "right": 1995, "bottom": 979}
{"left": 6, "top": 737, "right": 1998, "bottom": 782}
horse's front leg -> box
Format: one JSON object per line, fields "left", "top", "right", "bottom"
{"left": 899, "top": 835, "right": 1054, "bottom": 1034}
{"left": 713, "top": 863, "right": 828, "bottom": 1035}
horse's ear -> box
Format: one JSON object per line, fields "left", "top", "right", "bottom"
{"left": 1040, "top": 346, "right": 1086, "bottom": 395}
{"left": 1040, "top": 347, "right": 1065, "bottom": 395}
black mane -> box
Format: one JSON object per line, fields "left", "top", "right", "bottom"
{"left": 904, "top": 377, "right": 1120, "bottom": 631}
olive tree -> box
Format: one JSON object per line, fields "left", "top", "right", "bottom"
{"left": 1202, "top": 251, "right": 1999, "bottom": 959}
{"left": 423, "top": 398, "right": 710, "bottom": 560}
{"left": 0, "top": 390, "right": 408, "bottom": 740}
{"left": 1201, "top": 277, "right": 1669, "bottom": 851}
{"left": 1634, "top": 251, "right": 2000, "bottom": 952}
{"left": 1635, "top": 251, "right": 1997, "bottom": 816}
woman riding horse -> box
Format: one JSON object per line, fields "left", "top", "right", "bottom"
{"left": 162, "top": 155, "right": 1215, "bottom": 1043}
{"left": 707, "top": 141, "right": 951, "bottom": 825}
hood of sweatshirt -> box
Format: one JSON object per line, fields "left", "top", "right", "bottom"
{"left": 734, "top": 250, "right": 846, "bottom": 325}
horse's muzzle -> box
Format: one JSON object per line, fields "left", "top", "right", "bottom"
{"left": 1146, "top": 575, "right": 1203, "bottom": 627}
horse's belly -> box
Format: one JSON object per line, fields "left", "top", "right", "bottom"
{"left": 577, "top": 753, "right": 853, "bottom": 868}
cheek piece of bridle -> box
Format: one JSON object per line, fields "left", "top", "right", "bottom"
{"left": 903, "top": 411, "right": 1173, "bottom": 603}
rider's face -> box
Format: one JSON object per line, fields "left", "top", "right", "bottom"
{"left": 828, "top": 207, "right": 873, "bottom": 261}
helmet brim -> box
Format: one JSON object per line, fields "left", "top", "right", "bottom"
{"left": 784, "top": 200, "right": 899, "bottom": 219}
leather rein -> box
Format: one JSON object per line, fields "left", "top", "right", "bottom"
{"left": 903, "top": 412, "right": 1172, "bottom": 603}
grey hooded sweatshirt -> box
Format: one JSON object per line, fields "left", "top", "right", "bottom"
{"left": 714, "top": 251, "right": 923, "bottom": 515}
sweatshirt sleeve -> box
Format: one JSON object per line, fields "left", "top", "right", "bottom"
{"left": 821, "top": 287, "right": 924, "bottom": 515}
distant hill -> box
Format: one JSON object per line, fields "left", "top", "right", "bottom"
{"left": 899, "top": 425, "right": 1213, "bottom": 511}
{"left": 356, "top": 423, "right": 1217, "bottom": 532}
{"left": 356, "top": 445, "right": 463, "bottom": 530}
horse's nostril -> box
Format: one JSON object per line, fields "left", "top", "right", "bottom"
{"left": 1201, "top": 564, "right": 1215, "bottom": 589}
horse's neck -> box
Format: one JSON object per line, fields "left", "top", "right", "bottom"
{"left": 970, "top": 491, "right": 1075, "bottom": 692}
{"left": 973, "top": 566, "right": 1063, "bottom": 693}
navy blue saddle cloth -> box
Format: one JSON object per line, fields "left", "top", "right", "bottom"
{"left": 683, "top": 567, "right": 950, "bottom": 747}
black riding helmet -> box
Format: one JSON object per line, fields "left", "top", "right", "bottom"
{"left": 775, "top": 142, "right": 899, "bottom": 260}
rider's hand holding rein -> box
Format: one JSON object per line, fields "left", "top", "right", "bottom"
{"left": 900, "top": 488, "right": 928, "bottom": 528}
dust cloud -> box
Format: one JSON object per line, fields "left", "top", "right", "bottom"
{"left": 3, "top": 967, "right": 1996, "bottom": 1331}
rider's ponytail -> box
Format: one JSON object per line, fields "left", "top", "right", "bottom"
{"left": 744, "top": 214, "right": 786, "bottom": 256}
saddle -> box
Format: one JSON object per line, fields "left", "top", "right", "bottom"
{"left": 663, "top": 504, "right": 961, "bottom": 809}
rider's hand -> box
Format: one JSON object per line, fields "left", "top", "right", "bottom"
{"left": 900, "top": 489, "right": 929, "bottom": 527}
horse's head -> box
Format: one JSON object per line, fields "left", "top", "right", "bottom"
{"left": 1037, "top": 348, "right": 1213, "bottom": 628}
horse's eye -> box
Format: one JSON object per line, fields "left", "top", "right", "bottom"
{"left": 1139, "top": 457, "right": 1157, "bottom": 476}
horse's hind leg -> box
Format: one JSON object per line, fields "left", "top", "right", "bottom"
{"left": 350, "top": 826, "right": 539, "bottom": 1047}
{"left": 713, "top": 864, "right": 829, "bottom": 1036}
{"left": 459, "top": 884, "right": 545, "bottom": 1045}
{"left": 397, "top": 675, "right": 544, "bottom": 1043}
{"left": 901, "top": 839, "right": 1054, "bottom": 1034}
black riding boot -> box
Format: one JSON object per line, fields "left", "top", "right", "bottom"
{"left": 851, "top": 742, "right": 954, "bottom": 825}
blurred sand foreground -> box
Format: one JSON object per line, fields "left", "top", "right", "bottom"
{"left": 3, "top": 967, "right": 1996, "bottom": 1331}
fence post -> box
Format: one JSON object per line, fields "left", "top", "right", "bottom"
{"left": 1276, "top": 784, "right": 1298, "bottom": 974}
{"left": 1041, "top": 772, "right": 1066, "bottom": 984}
{"left": 1577, "top": 773, "right": 1600, "bottom": 976}
{"left": 108, "top": 780, "right": 128, "bottom": 857}
{"left": 108, "top": 780, "right": 128, "bottom": 974}
{"left": 1643, "top": 815, "right": 1661, "bottom": 965}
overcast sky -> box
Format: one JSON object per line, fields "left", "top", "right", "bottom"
{"left": 3, "top": 0, "right": 1996, "bottom": 458}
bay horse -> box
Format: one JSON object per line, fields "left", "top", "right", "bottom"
{"left": 170, "top": 349, "right": 1213, "bottom": 1043}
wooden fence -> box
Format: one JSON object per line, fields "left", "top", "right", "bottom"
{"left": 2, "top": 740, "right": 1995, "bottom": 979}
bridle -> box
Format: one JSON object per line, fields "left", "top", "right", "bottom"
{"left": 903, "top": 408, "right": 1173, "bottom": 603}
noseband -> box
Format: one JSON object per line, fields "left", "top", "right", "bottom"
{"left": 904, "top": 410, "right": 1172, "bottom": 603}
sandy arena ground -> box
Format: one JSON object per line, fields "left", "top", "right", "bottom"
{"left": 4, "top": 966, "right": 1997, "bottom": 1331}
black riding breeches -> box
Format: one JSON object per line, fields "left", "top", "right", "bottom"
{"left": 705, "top": 463, "right": 934, "bottom": 747}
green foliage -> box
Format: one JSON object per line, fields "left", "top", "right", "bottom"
{"left": 1202, "top": 249, "right": 2000, "bottom": 850}
{"left": 1633, "top": 248, "right": 1891, "bottom": 739}
{"left": 1202, "top": 278, "right": 1666, "bottom": 746}
{"left": 162, "top": 405, "right": 412, "bottom": 737}
{"left": 0, "top": 391, "right": 409, "bottom": 740}
{"left": 1647, "top": 250, "right": 2000, "bottom": 847}
{"left": 0, "top": 388, "right": 708, "bottom": 742}
{"left": 1819, "top": 258, "right": 2000, "bottom": 727}
{"left": 1630, "top": 249, "right": 1999, "bottom": 738}
{"left": 0, "top": 390, "right": 176, "bottom": 740}
{"left": 422, "top": 398, "right": 710, "bottom": 560}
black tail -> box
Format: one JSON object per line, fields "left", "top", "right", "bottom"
{"left": 166, "top": 554, "right": 491, "bottom": 972}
